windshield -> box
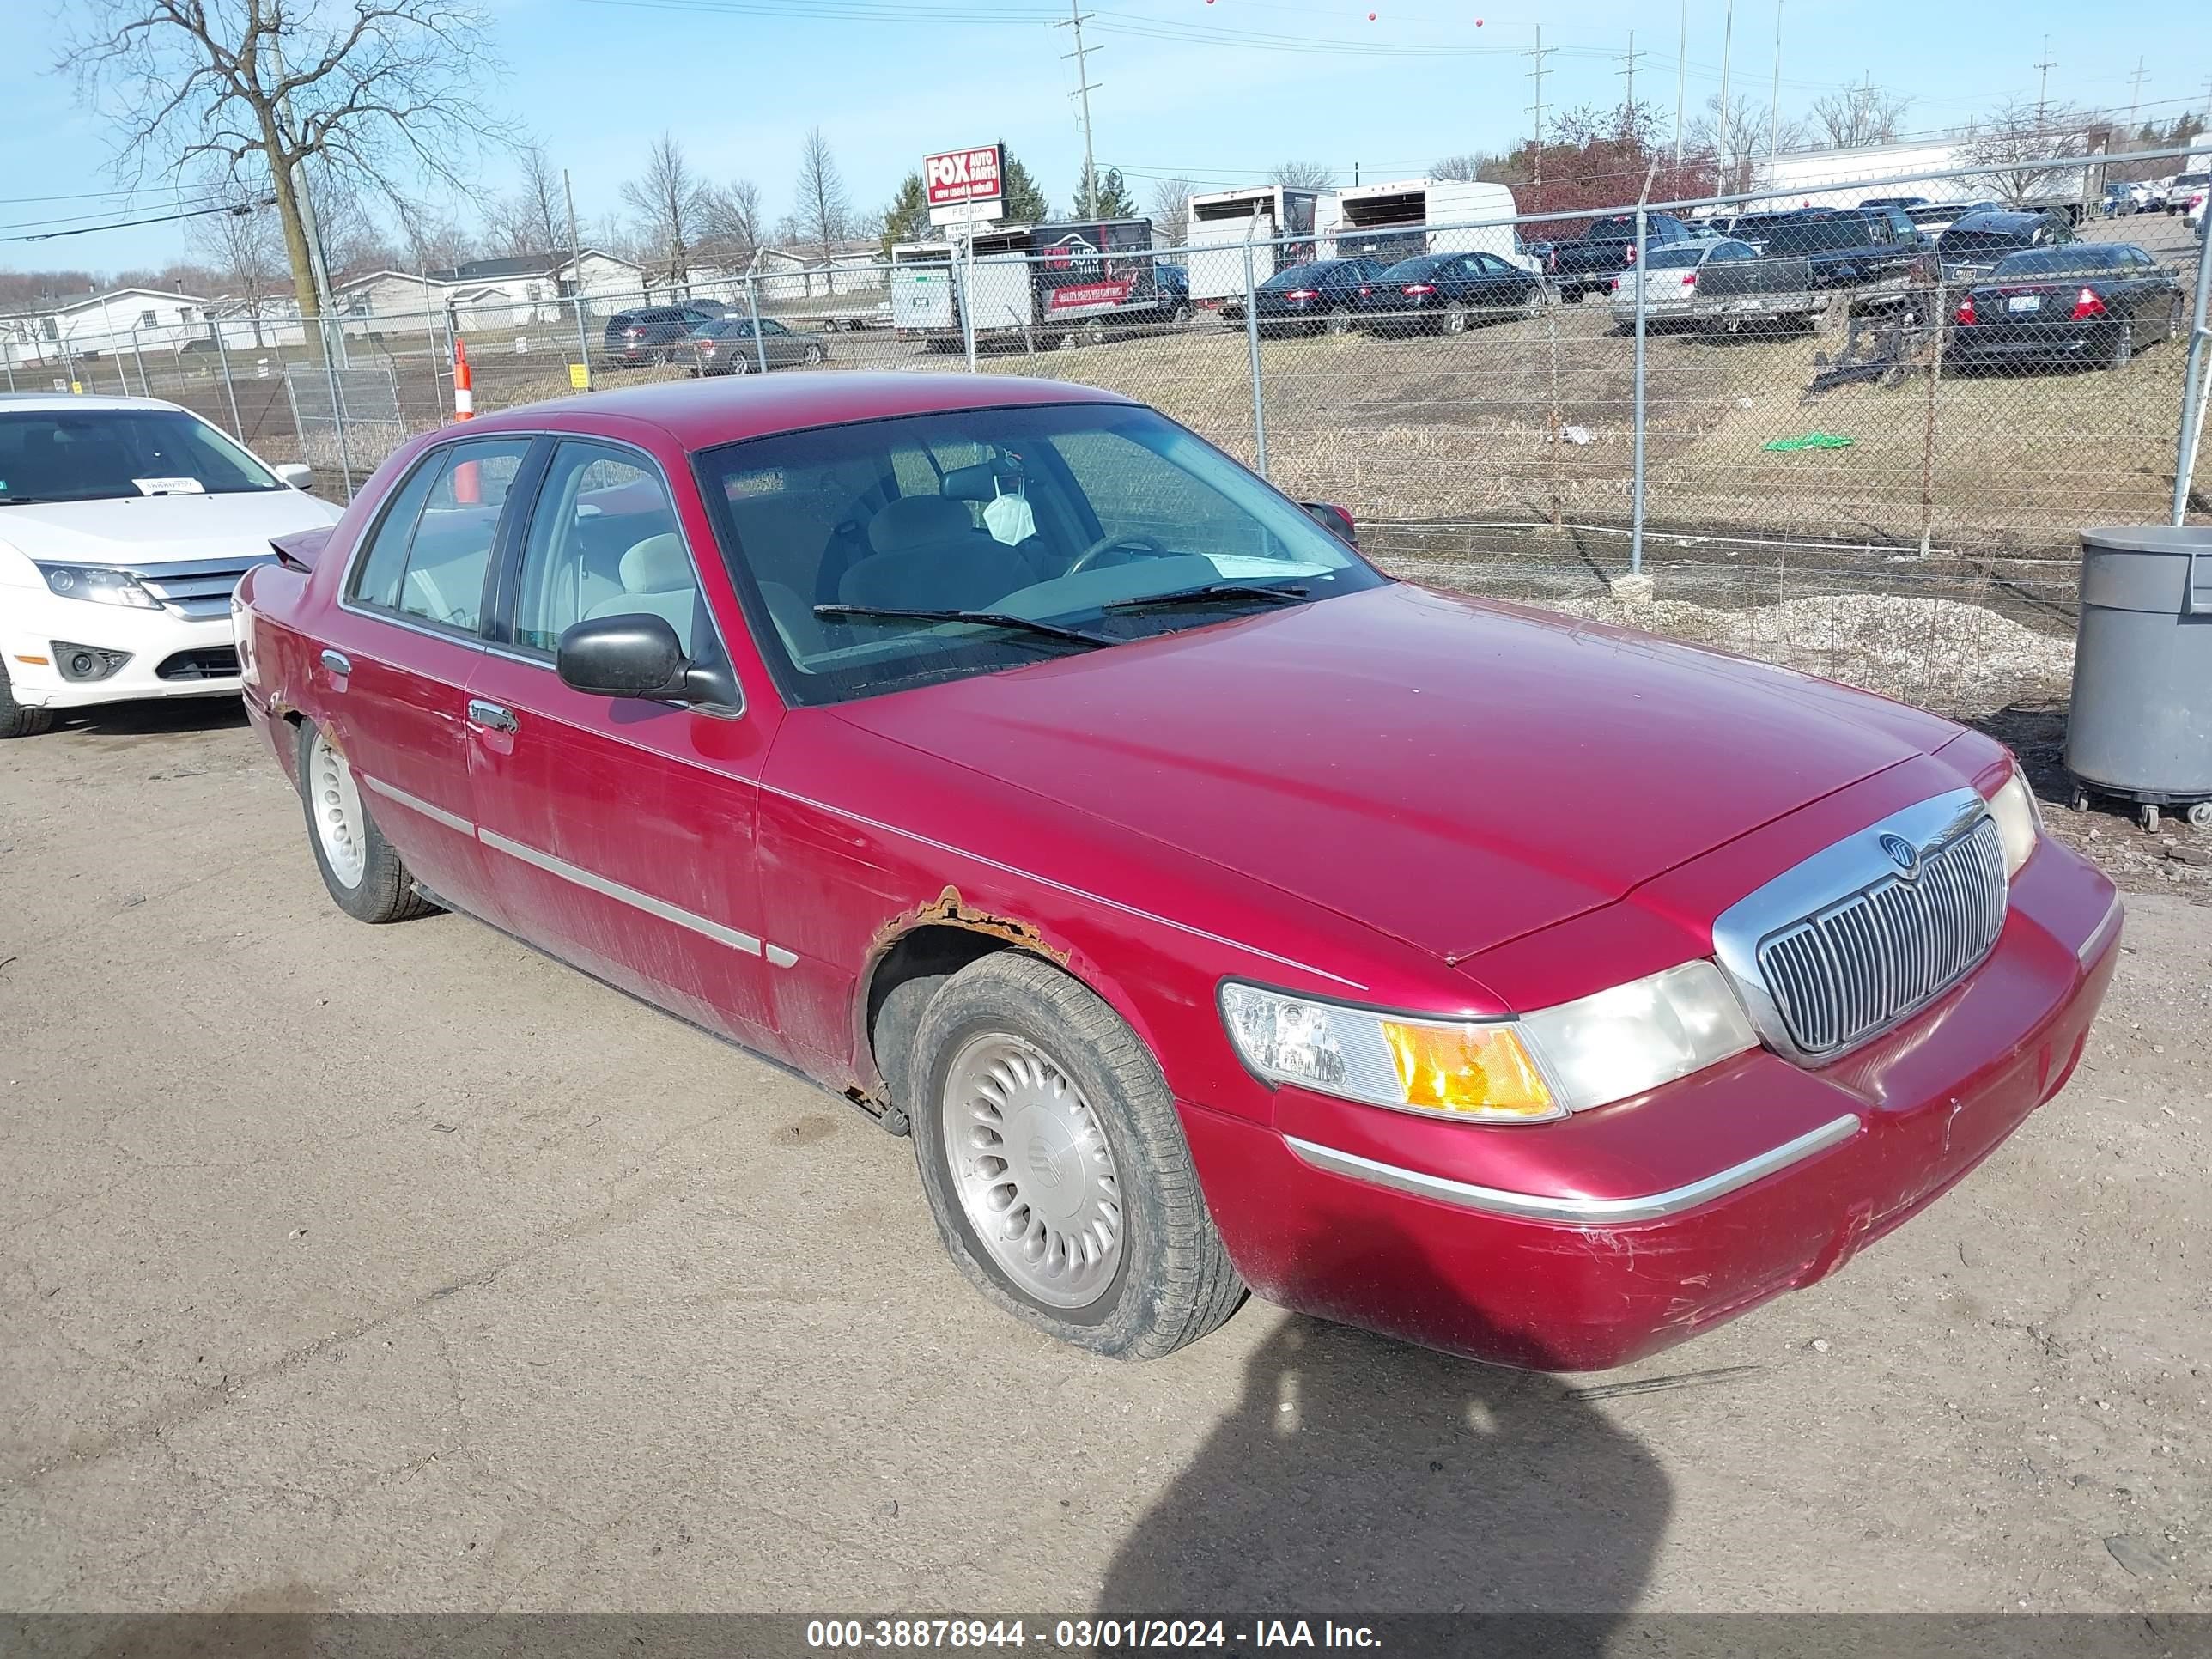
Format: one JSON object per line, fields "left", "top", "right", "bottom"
{"left": 696, "top": 401, "right": 1384, "bottom": 707}
{"left": 1583, "top": 216, "right": 1635, "bottom": 239}
{"left": 1641, "top": 245, "right": 1707, "bottom": 270}
{"left": 0, "top": 409, "right": 283, "bottom": 505}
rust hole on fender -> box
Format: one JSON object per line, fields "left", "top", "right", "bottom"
{"left": 871, "top": 884, "right": 1073, "bottom": 969}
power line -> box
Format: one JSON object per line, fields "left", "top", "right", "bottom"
{"left": 0, "top": 199, "right": 272, "bottom": 246}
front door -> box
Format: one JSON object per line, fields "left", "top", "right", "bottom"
{"left": 465, "top": 437, "right": 785, "bottom": 1055}
{"left": 313, "top": 434, "right": 534, "bottom": 926}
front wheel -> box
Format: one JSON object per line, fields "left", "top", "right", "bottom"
{"left": 802, "top": 344, "right": 825, "bottom": 365}
{"left": 911, "top": 953, "right": 1244, "bottom": 1360}
{"left": 0, "top": 659, "right": 54, "bottom": 738}
{"left": 297, "top": 720, "right": 435, "bottom": 924}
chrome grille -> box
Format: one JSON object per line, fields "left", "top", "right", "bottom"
{"left": 1756, "top": 816, "right": 2008, "bottom": 1057}
{"left": 131, "top": 554, "right": 276, "bottom": 620}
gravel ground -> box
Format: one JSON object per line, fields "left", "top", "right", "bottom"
{"left": 1, "top": 700, "right": 2208, "bottom": 1620}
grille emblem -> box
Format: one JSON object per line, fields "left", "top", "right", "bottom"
{"left": 1878, "top": 832, "right": 1921, "bottom": 876}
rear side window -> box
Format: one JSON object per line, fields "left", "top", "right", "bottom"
{"left": 348, "top": 437, "right": 532, "bottom": 635}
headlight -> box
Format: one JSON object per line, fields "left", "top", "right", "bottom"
{"left": 38, "top": 564, "right": 160, "bottom": 610}
{"left": 1988, "top": 765, "right": 2040, "bottom": 876}
{"left": 1220, "top": 961, "right": 1758, "bottom": 1124}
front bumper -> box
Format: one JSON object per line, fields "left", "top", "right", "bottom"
{"left": 1180, "top": 842, "right": 2121, "bottom": 1370}
{"left": 3, "top": 603, "right": 243, "bottom": 709}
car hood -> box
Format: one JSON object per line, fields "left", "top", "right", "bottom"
{"left": 0, "top": 490, "right": 342, "bottom": 566}
{"left": 830, "top": 583, "right": 1964, "bottom": 964}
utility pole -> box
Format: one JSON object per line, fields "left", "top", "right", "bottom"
{"left": 1620, "top": 31, "right": 1640, "bottom": 124}
{"left": 1674, "top": 0, "right": 1687, "bottom": 176}
{"left": 1056, "top": 2, "right": 1102, "bottom": 217}
{"left": 2125, "top": 57, "right": 2148, "bottom": 137}
{"left": 2034, "top": 35, "right": 2055, "bottom": 132}
{"left": 562, "top": 167, "right": 592, "bottom": 387}
{"left": 1528, "top": 25, "right": 1553, "bottom": 210}
{"left": 1717, "top": 0, "right": 1735, "bottom": 194}
{"left": 1769, "top": 0, "right": 1784, "bottom": 161}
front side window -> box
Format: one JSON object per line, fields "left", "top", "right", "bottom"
{"left": 348, "top": 437, "right": 531, "bottom": 635}
{"left": 512, "top": 441, "right": 699, "bottom": 656}
{"left": 697, "top": 402, "right": 1384, "bottom": 708}
{"left": 0, "top": 409, "right": 283, "bottom": 505}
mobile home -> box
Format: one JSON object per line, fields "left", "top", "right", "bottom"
{"left": 1184, "top": 185, "right": 1329, "bottom": 307}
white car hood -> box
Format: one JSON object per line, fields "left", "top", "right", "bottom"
{"left": 0, "top": 490, "right": 342, "bottom": 568}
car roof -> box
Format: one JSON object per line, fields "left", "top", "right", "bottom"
{"left": 0, "top": 392, "right": 185, "bottom": 415}
{"left": 458, "top": 372, "right": 1138, "bottom": 452}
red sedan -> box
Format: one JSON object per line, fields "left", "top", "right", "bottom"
{"left": 235, "top": 374, "right": 2122, "bottom": 1370}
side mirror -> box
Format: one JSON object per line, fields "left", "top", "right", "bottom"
{"left": 1300, "top": 501, "right": 1358, "bottom": 548}
{"left": 556, "top": 613, "right": 695, "bottom": 701}
{"left": 274, "top": 462, "right": 314, "bottom": 491}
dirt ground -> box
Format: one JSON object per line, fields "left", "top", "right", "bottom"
{"left": 2, "top": 698, "right": 2208, "bottom": 1619}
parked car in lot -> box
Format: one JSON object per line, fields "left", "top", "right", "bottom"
{"left": 1905, "top": 199, "right": 2003, "bottom": 238}
{"left": 601, "top": 301, "right": 732, "bottom": 366}
{"left": 1221, "top": 258, "right": 1394, "bottom": 333}
{"left": 1359, "top": 250, "right": 1547, "bottom": 333}
{"left": 1688, "top": 251, "right": 1831, "bottom": 334}
{"left": 2164, "top": 172, "right": 2208, "bottom": 218}
{"left": 1547, "top": 212, "right": 1699, "bottom": 300}
{"left": 1860, "top": 195, "right": 1930, "bottom": 211}
{"left": 1948, "top": 242, "right": 2186, "bottom": 373}
{"left": 1724, "top": 208, "right": 1926, "bottom": 287}
{"left": 0, "top": 394, "right": 339, "bottom": 738}
{"left": 682, "top": 317, "right": 830, "bottom": 375}
{"left": 1607, "top": 238, "right": 1758, "bottom": 325}
{"left": 234, "top": 373, "right": 2121, "bottom": 1369}
{"left": 1153, "top": 260, "right": 1191, "bottom": 323}
{"left": 1936, "top": 210, "right": 2074, "bottom": 283}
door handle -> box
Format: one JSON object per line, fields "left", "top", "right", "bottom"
{"left": 467, "top": 698, "right": 520, "bottom": 733}
{"left": 320, "top": 648, "right": 352, "bottom": 677}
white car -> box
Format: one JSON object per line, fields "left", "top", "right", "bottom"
{"left": 1608, "top": 237, "right": 1759, "bottom": 324}
{"left": 0, "top": 394, "right": 342, "bottom": 738}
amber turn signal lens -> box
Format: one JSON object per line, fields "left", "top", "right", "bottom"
{"left": 1379, "top": 1020, "right": 1554, "bottom": 1118}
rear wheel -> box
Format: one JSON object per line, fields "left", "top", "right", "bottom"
{"left": 2166, "top": 295, "right": 2185, "bottom": 343}
{"left": 911, "top": 953, "right": 1244, "bottom": 1360}
{"left": 0, "top": 659, "right": 54, "bottom": 739}
{"left": 2106, "top": 321, "right": 2135, "bottom": 371}
{"left": 802, "top": 343, "right": 826, "bottom": 365}
{"left": 1324, "top": 306, "right": 1354, "bottom": 337}
{"left": 297, "top": 720, "right": 435, "bottom": 924}
{"left": 1441, "top": 304, "right": 1469, "bottom": 335}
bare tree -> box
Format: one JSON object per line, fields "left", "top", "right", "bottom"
{"left": 1961, "top": 98, "right": 2093, "bottom": 209}
{"left": 1809, "top": 79, "right": 1911, "bottom": 149}
{"left": 1269, "top": 161, "right": 1336, "bottom": 191}
{"left": 1431, "top": 154, "right": 1483, "bottom": 182}
{"left": 60, "top": 0, "right": 505, "bottom": 350}
{"left": 1147, "top": 175, "right": 1193, "bottom": 246}
{"left": 1688, "top": 94, "right": 1802, "bottom": 195}
{"left": 485, "top": 143, "right": 565, "bottom": 258}
{"left": 622, "top": 132, "right": 707, "bottom": 286}
{"left": 186, "top": 176, "right": 287, "bottom": 344}
{"left": 698, "top": 178, "right": 768, "bottom": 269}
{"left": 793, "top": 128, "right": 851, "bottom": 261}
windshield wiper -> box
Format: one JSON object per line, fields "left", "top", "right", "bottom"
{"left": 1099, "top": 581, "right": 1310, "bottom": 613}
{"left": 813, "top": 602, "right": 1113, "bottom": 647}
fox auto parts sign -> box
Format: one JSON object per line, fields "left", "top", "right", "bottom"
{"left": 925, "top": 145, "right": 1004, "bottom": 218}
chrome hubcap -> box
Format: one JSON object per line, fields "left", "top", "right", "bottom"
{"left": 310, "top": 732, "right": 368, "bottom": 889}
{"left": 941, "top": 1032, "right": 1122, "bottom": 1309}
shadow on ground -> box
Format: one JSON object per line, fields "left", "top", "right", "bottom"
{"left": 50, "top": 698, "right": 250, "bottom": 741}
{"left": 1099, "top": 1218, "right": 1669, "bottom": 1620}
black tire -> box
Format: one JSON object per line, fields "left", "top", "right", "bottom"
{"left": 910, "top": 953, "right": 1245, "bottom": 1360}
{"left": 0, "top": 659, "right": 55, "bottom": 738}
{"left": 1441, "top": 304, "right": 1469, "bottom": 336}
{"left": 1324, "top": 307, "right": 1354, "bottom": 337}
{"left": 295, "top": 718, "right": 436, "bottom": 924}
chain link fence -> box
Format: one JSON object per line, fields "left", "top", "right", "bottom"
{"left": 8, "top": 147, "right": 2207, "bottom": 720}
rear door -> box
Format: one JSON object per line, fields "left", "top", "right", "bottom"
{"left": 314, "top": 434, "right": 536, "bottom": 924}
{"left": 467, "top": 436, "right": 786, "bottom": 1054}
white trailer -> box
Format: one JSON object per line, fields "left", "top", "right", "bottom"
{"left": 1184, "top": 185, "right": 1328, "bottom": 307}
{"left": 1324, "top": 179, "right": 1537, "bottom": 273}
{"left": 1749, "top": 140, "right": 2091, "bottom": 218}
{"left": 890, "top": 231, "right": 1035, "bottom": 350}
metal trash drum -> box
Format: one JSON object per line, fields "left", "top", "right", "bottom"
{"left": 2063, "top": 526, "right": 2212, "bottom": 833}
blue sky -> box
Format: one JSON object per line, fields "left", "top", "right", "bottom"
{"left": 5, "top": 0, "right": 2209, "bottom": 275}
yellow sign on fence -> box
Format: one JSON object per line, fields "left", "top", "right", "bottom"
{"left": 568, "top": 362, "right": 591, "bottom": 391}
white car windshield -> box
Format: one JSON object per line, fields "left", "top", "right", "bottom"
{"left": 0, "top": 409, "right": 284, "bottom": 506}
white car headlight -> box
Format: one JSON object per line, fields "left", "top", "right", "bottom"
{"left": 1221, "top": 961, "right": 1758, "bottom": 1124}
{"left": 1988, "top": 765, "right": 2041, "bottom": 876}
{"left": 37, "top": 563, "right": 160, "bottom": 610}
